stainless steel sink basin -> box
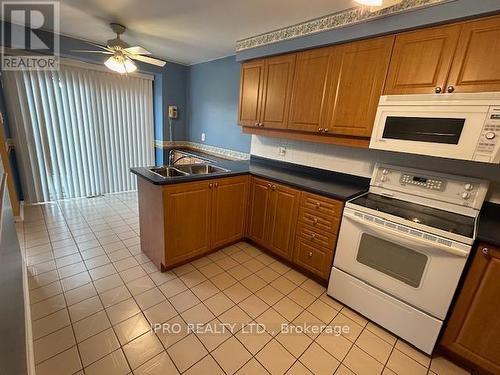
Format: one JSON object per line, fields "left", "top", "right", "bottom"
{"left": 175, "top": 164, "right": 229, "bottom": 175}
{"left": 149, "top": 166, "right": 188, "bottom": 178}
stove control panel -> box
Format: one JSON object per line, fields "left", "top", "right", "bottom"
{"left": 371, "top": 164, "right": 489, "bottom": 211}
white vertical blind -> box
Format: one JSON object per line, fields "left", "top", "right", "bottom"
{"left": 3, "top": 63, "right": 154, "bottom": 203}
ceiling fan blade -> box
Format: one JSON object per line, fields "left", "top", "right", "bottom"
{"left": 84, "top": 42, "right": 115, "bottom": 52}
{"left": 123, "top": 46, "right": 151, "bottom": 55}
{"left": 71, "top": 50, "right": 113, "bottom": 54}
{"left": 129, "top": 54, "right": 166, "bottom": 67}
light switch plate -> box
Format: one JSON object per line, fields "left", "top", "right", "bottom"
{"left": 201, "top": 133, "right": 206, "bottom": 142}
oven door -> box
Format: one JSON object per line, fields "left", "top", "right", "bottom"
{"left": 333, "top": 209, "right": 470, "bottom": 319}
{"left": 369, "top": 104, "right": 489, "bottom": 161}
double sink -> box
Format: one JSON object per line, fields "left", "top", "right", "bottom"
{"left": 148, "top": 150, "right": 229, "bottom": 179}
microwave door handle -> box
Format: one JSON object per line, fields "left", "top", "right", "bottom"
{"left": 343, "top": 212, "right": 468, "bottom": 257}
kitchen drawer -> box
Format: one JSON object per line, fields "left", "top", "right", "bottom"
{"left": 294, "top": 237, "right": 333, "bottom": 279}
{"left": 298, "top": 207, "right": 340, "bottom": 234}
{"left": 300, "top": 192, "right": 343, "bottom": 218}
{"left": 296, "top": 222, "right": 336, "bottom": 250}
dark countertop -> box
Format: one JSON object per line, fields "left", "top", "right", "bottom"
{"left": 131, "top": 151, "right": 369, "bottom": 201}
{"left": 477, "top": 202, "right": 500, "bottom": 247}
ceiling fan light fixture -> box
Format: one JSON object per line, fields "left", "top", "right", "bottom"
{"left": 104, "top": 55, "right": 137, "bottom": 74}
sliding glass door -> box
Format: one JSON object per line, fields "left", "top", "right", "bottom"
{"left": 2, "top": 63, "right": 154, "bottom": 203}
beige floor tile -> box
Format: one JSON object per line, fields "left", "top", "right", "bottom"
{"left": 276, "top": 331, "right": 313, "bottom": 358}
{"left": 64, "top": 282, "right": 97, "bottom": 306}
{"left": 255, "top": 308, "right": 288, "bottom": 337}
{"left": 219, "top": 305, "right": 252, "bottom": 328}
{"left": 319, "top": 294, "right": 344, "bottom": 311}
{"left": 191, "top": 279, "right": 220, "bottom": 301}
{"left": 240, "top": 274, "right": 267, "bottom": 293}
{"left": 32, "top": 309, "right": 71, "bottom": 340}
{"left": 83, "top": 254, "right": 110, "bottom": 270}
{"left": 181, "top": 303, "right": 215, "bottom": 325}
{"left": 172, "top": 263, "right": 196, "bottom": 276}
{"left": 255, "top": 253, "right": 275, "bottom": 266}
{"left": 395, "top": 340, "right": 430, "bottom": 367}
{"left": 300, "top": 342, "right": 340, "bottom": 375}
{"left": 256, "top": 267, "right": 280, "bottom": 283}
{"left": 89, "top": 263, "right": 117, "bottom": 280}
{"left": 231, "top": 250, "right": 253, "bottom": 264}
{"left": 235, "top": 328, "right": 273, "bottom": 355}
{"left": 106, "top": 297, "right": 141, "bottom": 325}
{"left": 84, "top": 348, "right": 130, "bottom": 375}
{"left": 307, "top": 299, "right": 338, "bottom": 323}
{"left": 335, "top": 364, "right": 356, "bottom": 374}
{"left": 30, "top": 281, "right": 63, "bottom": 304}
{"left": 356, "top": 329, "right": 393, "bottom": 363}
{"left": 366, "top": 322, "right": 397, "bottom": 345}
{"left": 214, "top": 255, "right": 239, "bottom": 269}
{"left": 61, "top": 271, "right": 92, "bottom": 291}
{"left": 107, "top": 248, "right": 132, "bottom": 262}
{"left": 382, "top": 368, "right": 398, "bottom": 375}
{"left": 288, "top": 288, "right": 316, "bottom": 308}
{"left": 316, "top": 331, "right": 353, "bottom": 361}
{"left": 123, "top": 331, "right": 163, "bottom": 369}
{"left": 119, "top": 265, "right": 147, "bottom": 283}
{"left": 224, "top": 282, "right": 252, "bottom": 304}
{"left": 343, "top": 345, "right": 384, "bottom": 375}
{"left": 228, "top": 264, "right": 252, "bottom": 280}
{"left": 68, "top": 295, "right": 103, "bottom": 322}
{"left": 387, "top": 349, "right": 428, "bottom": 375}
{"left": 34, "top": 326, "right": 76, "bottom": 363}
{"left": 155, "top": 315, "right": 189, "bottom": 349}
{"left": 126, "top": 275, "right": 155, "bottom": 296}
{"left": 113, "top": 256, "right": 139, "bottom": 272}
{"left": 31, "top": 293, "right": 66, "bottom": 320}
{"left": 274, "top": 297, "right": 303, "bottom": 321}
{"left": 211, "top": 271, "right": 238, "bottom": 290}
{"left": 301, "top": 279, "right": 325, "bottom": 297}
{"left": 78, "top": 327, "right": 120, "bottom": 366}
{"left": 255, "top": 285, "right": 284, "bottom": 305}
{"left": 341, "top": 306, "right": 368, "bottom": 326}
{"left": 169, "top": 289, "right": 201, "bottom": 312}
{"left": 430, "top": 356, "right": 471, "bottom": 375}
{"left": 286, "top": 361, "right": 313, "bottom": 375}
{"left": 204, "top": 291, "right": 235, "bottom": 316}
{"left": 144, "top": 299, "right": 178, "bottom": 326}
{"left": 270, "top": 276, "right": 297, "bottom": 294}
{"left": 135, "top": 287, "right": 166, "bottom": 310}
{"left": 179, "top": 269, "right": 208, "bottom": 288}
{"left": 134, "top": 351, "right": 179, "bottom": 375}
{"left": 113, "top": 313, "right": 151, "bottom": 345}
{"left": 58, "top": 262, "right": 87, "bottom": 279}
{"left": 35, "top": 346, "right": 82, "bottom": 375}
{"left": 93, "top": 274, "right": 124, "bottom": 293}
{"left": 99, "top": 285, "right": 131, "bottom": 308}
{"left": 256, "top": 339, "right": 295, "bottom": 375}
{"left": 184, "top": 354, "right": 225, "bottom": 375}
{"left": 213, "top": 336, "right": 252, "bottom": 374}
{"left": 236, "top": 358, "right": 270, "bottom": 375}
{"left": 239, "top": 294, "right": 269, "bottom": 319}
{"left": 159, "top": 277, "right": 188, "bottom": 298}
{"left": 191, "top": 256, "right": 212, "bottom": 269}
{"left": 241, "top": 258, "right": 266, "bottom": 273}
{"left": 331, "top": 313, "right": 364, "bottom": 342}
{"left": 73, "top": 310, "right": 111, "bottom": 342}
{"left": 167, "top": 334, "right": 208, "bottom": 373}
{"left": 292, "top": 310, "right": 325, "bottom": 339}
{"left": 195, "top": 318, "right": 232, "bottom": 351}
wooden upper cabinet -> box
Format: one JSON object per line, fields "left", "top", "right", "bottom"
{"left": 260, "top": 54, "right": 296, "bottom": 129}
{"left": 211, "top": 176, "right": 249, "bottom": 249}
{"left": 384, "top": 24, "right": 461, "bottom": 95}
{"left": 440, "top": 243, "right": 500, "bottom": 375}
{"left": 238, "top": 60, "right": 264, "bottom": 127}
{"left": 447, "top": 16, "right": 500, "bottom": 93}
{"left": 164, "top": 181, "right": 212, "bottom": 265}
{"left": 288, "top": 47, "right": 333, "bottom": 132}
{"left": 266, "top": 183, "right": 300, "bottom": 260}
{"left": 325, "top": 36, "right": 394, "bottom": 137}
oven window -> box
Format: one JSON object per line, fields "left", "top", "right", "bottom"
{"left": 383, "top": 116, "right": 465, "bottom": 144}
{"left": 357, "top": 234, "right": 428, "bottom": 288}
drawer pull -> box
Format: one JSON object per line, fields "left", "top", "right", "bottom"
{"left": 482, "top": 247, "right": 490, "bottom": 258}
{"left": 315, "top": 202, "right": 321, "bottom": 208}
{"left": 308, "top": 251, "right": 313, "bottom": 257}
{"left": 311, "top": 233, "right": 317, "bottom": 240}
{"left": 271, "top": 185, "right": 276, "bottom": 190}
{"left": 313, "top": 218, "right": 318, "bottom": 225}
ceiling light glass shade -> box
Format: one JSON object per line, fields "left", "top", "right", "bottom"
{"left": 104, "top": 55, "right": 137, "bottom": 74}
{"left": 354, "top": 0, "right": 383, "bottom": 5}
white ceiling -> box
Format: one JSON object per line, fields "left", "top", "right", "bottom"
{"left": 58, "top": 0, "right": 358, "bottom": 65}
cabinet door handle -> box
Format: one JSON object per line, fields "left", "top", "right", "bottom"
{"left": 318, "top": 128, "right": 324, "bottom": 133}
{"left": 315, "top": 202, "right": 321, "bottom": 208}
{"left": 271, "top": 185, "right": 276, "bottom": 190}
{"left": 447, "top": 86, "right": 455, "bottom": 93}
{"left": 254, "top": 122, "right": 259, "bottom": 127}
{"left": 435, "top": 87, "right": 442, "bottom": 93}
{"left": 308, "top": 251, "right": 313, "bottom": 257}
{"left": 214, "top": 182, "right": 219, "bottom": 188}
{"left": 481, "top": 247, "right": 490, "bottom": 258}
{"left": 267, "top": 183, "right": 272, "bottom": 188}
{"left": 209, "top": 183, "right": 213, "bottom": 188}
{"left": 311, "top": 233, "right": 317, "bottom": 240}
{"left": 313, "top": 218, "right": 318, "bottom": 225}
{"left": 323, "top": 128, "right": 329, "bottom": 133}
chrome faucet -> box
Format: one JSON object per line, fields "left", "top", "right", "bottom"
{"left": 168, "top": 150, "right": 191, "bottom": 166}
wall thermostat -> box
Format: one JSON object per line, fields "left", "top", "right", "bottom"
{"left": 168, "top": 105, "right": 178, "bottom": 119}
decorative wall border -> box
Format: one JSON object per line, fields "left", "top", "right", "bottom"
{"left": 236, "top": 0, "right": 454, "bottom": 52}
{"left": 154, "top": 140, "right": 250, "bottom": 160}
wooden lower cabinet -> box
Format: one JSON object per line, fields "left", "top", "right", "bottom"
{"left": 440, "top": 243, "right": 500, "bottom": 375}
{"left": 294, "top": 237, "right": 333, "bottom": 279}
{"left": 211, "top": 176, "right": 249, "bottom": 249}
{"left": 247, "top": 177, "right": 300, "bottom": 260}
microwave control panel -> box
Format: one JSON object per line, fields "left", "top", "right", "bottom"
{"left": 474, "top": 107, "right": 500, "bottom": 163}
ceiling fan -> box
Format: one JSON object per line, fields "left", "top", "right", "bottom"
{"left": 73, "top": 23, "right": 166, "bottom": 74}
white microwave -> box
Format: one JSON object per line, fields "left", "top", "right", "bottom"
{"left": 369, "top": 93, "right": 500, "bottom": 163}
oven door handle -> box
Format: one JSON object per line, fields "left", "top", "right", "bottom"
{"left": 343, "top": 212, "right": 468, "bottom": 257}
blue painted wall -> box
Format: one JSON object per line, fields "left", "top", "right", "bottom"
{"left": 187, "top": 55, "right": 251, "bottom": 153}
{"left": 237, "top": 0, "right": 500, "bottom": 61}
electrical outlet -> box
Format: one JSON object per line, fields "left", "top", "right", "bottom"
{"left": 278, "top": 146, "right": 286, "bottom": 156}
{"left": 201, "top": 133, "right": 206, "bottom": 142}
